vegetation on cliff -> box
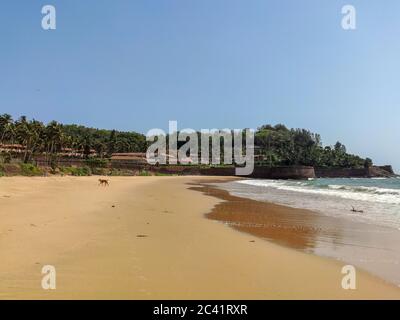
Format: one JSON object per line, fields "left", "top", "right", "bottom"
{"left": 255, "top": 124, "right": 370, "bottom": 168}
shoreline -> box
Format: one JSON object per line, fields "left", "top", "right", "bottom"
{"left": 194, "top": 180, "right": 400, "bottom": 287}
{"left": 1, "top": 176, "right": 399, "bottom": 299}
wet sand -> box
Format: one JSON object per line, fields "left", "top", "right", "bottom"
{"left": 0, "top": 176, "right": 399, "bottom": 299}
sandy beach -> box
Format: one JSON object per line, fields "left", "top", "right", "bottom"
{"left": 0, "top": 176, "right": 399, "bottom": 299}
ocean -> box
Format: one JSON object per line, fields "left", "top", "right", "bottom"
{"left": 219, "top": 177, "right": 400, "bottom": 230}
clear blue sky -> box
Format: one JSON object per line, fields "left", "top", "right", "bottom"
{"left": 1, "top": 0, "right": 399, "bottom": 171}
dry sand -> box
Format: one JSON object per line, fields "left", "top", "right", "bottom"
{"left": 0, "top": 176, "right": 399, "bottom": 299}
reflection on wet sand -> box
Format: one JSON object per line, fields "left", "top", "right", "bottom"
{"left": 191, "top": 183, "right": 400, "bottom": 286}
{"left": 192, "top": 184, "right": 328, "bottom": 251}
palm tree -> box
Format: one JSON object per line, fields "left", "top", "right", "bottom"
{"left": 0, "top": 114, "right": 14, "bottom": 144}
{"left": 44, "top": 121, "right": 63, "bottom": 165}
{"left": 13, "top": 117, "right": 45, "bottom": 162}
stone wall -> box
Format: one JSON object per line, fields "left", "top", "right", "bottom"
{"left": 315, "top": 166, "right": 395, "bottom": 178}
{"left": 315, "top": 167, "right": 367, "bottom": 178}
{"left": 251, "top": 166, "right": 315, "bottom": 179}
{"left": 150, "top": 165, "right": 315, "bottom": 179}
{"left": 31, "top": 156, "right": 395, "bottom": 179}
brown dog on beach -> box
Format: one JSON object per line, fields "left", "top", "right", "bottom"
{"left": 98, "top": 179, "right": 109, "bottom": 186}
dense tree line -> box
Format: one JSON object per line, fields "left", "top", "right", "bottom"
{"left": 0, "top": 114, "right": 372, "bottom": 168}
{"left": 0, "top": 114, "right": 147, "bottom": 162}
{"left": 255, "top": 124, "right": 371, "bottom": 168}
{"left": 62, "top": 124, "right": 147, "bottom": 156}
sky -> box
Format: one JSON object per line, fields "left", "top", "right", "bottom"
{"left": 1, "top": 0, "right": 400, "bottom": 171}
